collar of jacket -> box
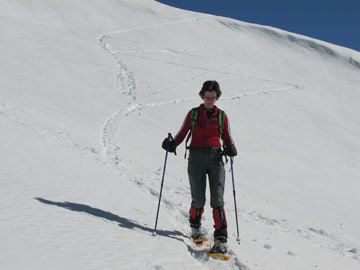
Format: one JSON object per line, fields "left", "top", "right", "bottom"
{"left": 199, "top": 104, "right": 219, "bottom": 114}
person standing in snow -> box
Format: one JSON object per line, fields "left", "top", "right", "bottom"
{"left": 162, "top": 80, "right": 237, "bottom": 254}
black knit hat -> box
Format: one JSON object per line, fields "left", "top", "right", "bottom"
{"left": 199, "top": 80, "right": 222, "bottom": 99}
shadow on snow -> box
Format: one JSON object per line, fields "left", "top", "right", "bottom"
{"left": 35, "top": 197, "right": 186, "bottom": 242}
{"left": 35, "top": 198, "right": 251, "bottom": 268}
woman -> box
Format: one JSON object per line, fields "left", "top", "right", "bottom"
{"left": 162, "top": 80, "right": 237, "bottom": 254}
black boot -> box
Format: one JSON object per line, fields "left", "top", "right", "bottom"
{"left": 210, "top": 236, "right": 227, "bottom": 254}
{"left": 211, "top": 227, "right": 228, "bottom": 254}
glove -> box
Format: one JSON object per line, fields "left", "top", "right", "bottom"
{"left": 162, "top": 137, "right": 176, "bottom": 153}
{"left": 224, "top": 144, "right": 237, "bottom": 157}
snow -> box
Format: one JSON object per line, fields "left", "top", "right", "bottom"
{"left": 1, "top": 0, "right": 359, "bottom": 269}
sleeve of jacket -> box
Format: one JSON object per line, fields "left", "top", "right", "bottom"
{"left": 173, "top": 110, "right": 191, "bottom": 147}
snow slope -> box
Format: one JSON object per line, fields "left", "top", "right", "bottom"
{"left": 1, "top": 0, "right": 359, "bottom": 269}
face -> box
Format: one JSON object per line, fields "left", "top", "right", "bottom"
{"left": 202, "top": 91, "right": 217, "bottom": 109}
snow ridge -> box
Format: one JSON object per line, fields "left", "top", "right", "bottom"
{"left": 218, "top": 19, "right": 360, "bottom": 69}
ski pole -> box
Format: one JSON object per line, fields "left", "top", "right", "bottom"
{"left": 230, "top": 156, "right": 241, "bottom": 243}
{"left": 153, "top": 133, "right": 174, "bottom": 236}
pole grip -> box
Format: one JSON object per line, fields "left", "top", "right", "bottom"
{"left": 168, "top": 133, "right": 177, "bottom": 155}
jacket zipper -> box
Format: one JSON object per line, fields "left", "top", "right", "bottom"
{"left": 205, "top": 111, "right": 217, "bottom": 147}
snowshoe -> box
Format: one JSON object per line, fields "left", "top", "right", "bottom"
{"left": 208, "top": 237, "right": 229, "bottom": 261}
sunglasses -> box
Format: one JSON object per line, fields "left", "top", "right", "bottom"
{"left": 204, "top": 96, "right": 217, "bottom": 101}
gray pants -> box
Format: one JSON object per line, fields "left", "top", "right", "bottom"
{"left": 188, "top": 148, "right": 225, "bottom": 209}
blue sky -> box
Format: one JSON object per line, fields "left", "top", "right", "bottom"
{"left": 155, "top": 0, "right": 360, "bottom": 52}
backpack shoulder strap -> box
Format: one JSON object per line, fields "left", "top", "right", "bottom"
{"left": 218, "top": 109, "right": 225, "bottom": 139}
{"left": 189, "top": 107, "right": 199, "bottom": 132}
{"left": 218, "top": 109, "right": 228, "bottom": 162}
{"left": 184, "top": 107, "right": 199, "bottom": 158}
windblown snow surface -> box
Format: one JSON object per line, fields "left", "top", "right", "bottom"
{"left": 1, "top": 0, "right": 359, "bottom": 269}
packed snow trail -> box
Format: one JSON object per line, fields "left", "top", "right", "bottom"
{"left": 94, "top": 12, "right": 359, "bottom": 270}
{"left": 97, "top": 14, "right": 304, "bottom": 170}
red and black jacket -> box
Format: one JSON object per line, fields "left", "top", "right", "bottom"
{"left": 174, "top": 104, "right": 235, "bottom": 148}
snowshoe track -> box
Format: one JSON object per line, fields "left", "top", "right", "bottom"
{"left": 95, "top": 15, "right": 359, "bottom": 269}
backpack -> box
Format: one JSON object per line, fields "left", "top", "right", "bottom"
{"left": 184, "top": 107, "right": 226, "bottom": 158}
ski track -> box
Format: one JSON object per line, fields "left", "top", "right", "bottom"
{"left": 97, "top": 15, "right": 256, "bottom": 269}
{"left": 97, "top": 15, "right": 303, "bottom": 166}
{"left": 243, "top": 210, "right": 360, "bottom": 263}
{"left": 0, "top": 96, "right": 99, "bottom": 157}
{"left": 95, "top": 15, "right": 360, "bottom": 269}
